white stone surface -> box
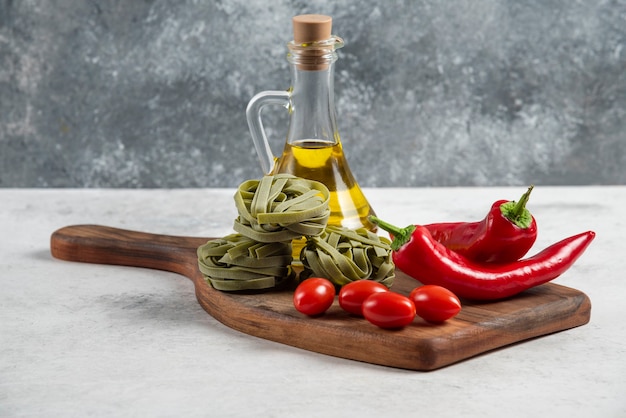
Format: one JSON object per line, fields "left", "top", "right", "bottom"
{"left": 1, "top": 187, "right": 624, "bottom": 417}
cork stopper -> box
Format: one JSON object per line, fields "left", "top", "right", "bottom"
{"left": 290, "top": 15, "right": 336, "bottom": 71}
{"left": 293, "top": 14, "right": 332, "bottom": 44}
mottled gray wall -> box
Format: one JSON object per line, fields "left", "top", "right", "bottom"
{"left": 1, "top": 0, "right": 625, "bottom": 188}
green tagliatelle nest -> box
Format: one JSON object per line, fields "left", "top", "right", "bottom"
{"left": 233, "top": 174, "right": 330, "bottom": 243}
{"left": 197, "top": 233, "right": 295, "bottom": 291}
{"left": 300, "top": 225, "right": 395, "bottom": 287}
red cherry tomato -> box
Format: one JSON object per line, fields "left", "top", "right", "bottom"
{"left": 293, "top": 277, "right": 336, "bottom": 316}
{"left": 409, "top": 285, "right": 461, "bottom": 323}
{"left": 362, "top": 292, "right": 416, "bottom": 329}
{"left": 339, "top": 280, "right": 389, "bottom": 316}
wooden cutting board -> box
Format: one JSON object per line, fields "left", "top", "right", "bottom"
{"left": 50, "top": 224, "right": 591, "bottom": 371}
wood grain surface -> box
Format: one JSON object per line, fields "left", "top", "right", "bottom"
{"left": 50, "top": 224, "right": 591, "bottom": 371}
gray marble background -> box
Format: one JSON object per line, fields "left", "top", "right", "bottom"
{"left": 1, "top": 0, "right": 625, "bottom": 188}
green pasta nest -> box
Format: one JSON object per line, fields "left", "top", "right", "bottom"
{"left": 233, "top": 174, "right": 330, "bottom": 243}
{"left": 300, "top": 225, "right": 395, "bottom": 288}
{"left": 197, "top": 234, "right": 295, "bottom": 291}
{"left": 198, "top": 174, "right": 331, "bottom": 291}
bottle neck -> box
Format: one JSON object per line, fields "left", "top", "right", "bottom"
{"left": 287, "top": 63, "right": 339, "bottom": 146}
{"left": 285, "top": 37, "right": 343, "bottom": 146}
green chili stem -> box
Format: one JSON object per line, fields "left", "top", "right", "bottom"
{"left": 500, "top": 185, "right": 534, "bottom": 229}
{"left": 369, "top": 216, "right": 415, "bottom": 251}
{"left": 511, "top": 185, "right": 534, "bottom": 220}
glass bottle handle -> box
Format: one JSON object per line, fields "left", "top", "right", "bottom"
{"left": 246, "top": 90, "right": 290, "bottom": 174}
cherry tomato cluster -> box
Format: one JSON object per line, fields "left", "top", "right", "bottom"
{"left": 293, "top": 278, "right": 462, "bottom": 329}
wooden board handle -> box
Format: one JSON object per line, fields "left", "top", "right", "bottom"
{"left": 50, "top": 224, "right": 210, "bottom": 278}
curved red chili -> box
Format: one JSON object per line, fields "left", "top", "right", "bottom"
{"left": 370, "top": 216, "right": 595, "bottom": 301}
{"left": 424, "top": 186, "right": 537, "bottom": 263}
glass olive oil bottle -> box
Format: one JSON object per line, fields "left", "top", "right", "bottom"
{"left": 247, "top": 14, "right": 376, "bottom": 259}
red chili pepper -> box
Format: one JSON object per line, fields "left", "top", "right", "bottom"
{"left": 370, "top": 216, "right": 595, "bottom": 301}
{"left": 424, "top": 186, "right": 537, "bottom": 263}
